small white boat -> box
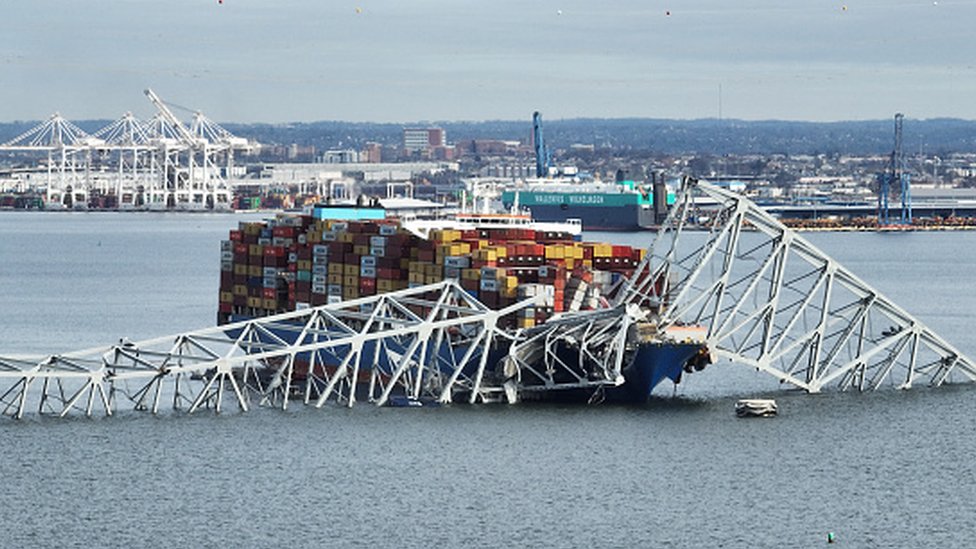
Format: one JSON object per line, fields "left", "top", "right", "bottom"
{"left": 735, "top": 398, "right": 778, "bottom": 418}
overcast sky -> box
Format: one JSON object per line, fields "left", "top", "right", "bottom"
{"left": 2, "top": 0, "right": 975, "bottom": 123}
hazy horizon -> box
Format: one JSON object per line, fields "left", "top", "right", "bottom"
{"left": 3, "top": 1, "right": 975, "bottom": 124}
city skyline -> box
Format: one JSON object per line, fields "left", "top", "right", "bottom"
{"left": 3, "top": 0, "right": 975, "bottom": 123}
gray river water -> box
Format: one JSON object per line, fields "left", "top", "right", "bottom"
{"left": 2, "top": 212, "right": 975, "bottom": 547}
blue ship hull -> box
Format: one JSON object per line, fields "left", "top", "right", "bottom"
{"left": 613, "top": 341, "right": 707, "bottom": 402}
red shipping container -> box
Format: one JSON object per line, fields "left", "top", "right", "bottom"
{"left": 272, "top": 226, "right": 295, "bottom": 238}
{"left": 218, "top": 302, "right": 233, "bottom": 313}
{"left": 359, "top": 279, "right": 376, "bottom": 295}
{"left": 262, "top": 288, "right": 277, "bottom": 300}
{"left": 229, "top": 230, "right": 243, "bottom": 242}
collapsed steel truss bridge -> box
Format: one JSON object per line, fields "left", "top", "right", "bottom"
{"left": 2, "top": 179, "right": 975, "bottom": 419}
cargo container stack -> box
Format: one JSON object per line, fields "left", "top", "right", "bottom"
{"left": 218, "top": 215, "right": 646, "bottom": 328}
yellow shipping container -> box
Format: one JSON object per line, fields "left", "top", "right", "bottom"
{"left": 473, "top": 249, "right": 497, "bottom": 262}
{"left": 463, "top": 268, "right": 481, "bottom": 281}
{"left": 306, "top": 231, "right": 322, "bottom": 244}
{"left": 343, "top": 286, "right": 359, "bottom": 299}
{"left": 248, "top": 265, "right": 263, "bottom": 277}
{"left": 339, "top": 233, "right": 354, "bottom": 243}
{"left": 408, "top": 272, "right": 425, "bottom": 283}
{"left": 220, "top": 291, "right": 234, "bottom": 303}
{"left": 343, "top": 264, "right": 359, "bottom": 276}
{"left": 518, "top": 317, "right": 536, "bottom": 329}
{"left": 328, "top": 274, "right": 343, "bottom": 285}
{"left": 353, "top": 245, "right": 369, "bottom": 256}
{"left": 425, "top": 275, "right": 442, "bottom": 284}
{"left": 583, "top": 259, "right": 593, "bottom": 269}
{"left": 232, "top": 285, "right": 247, "bottom": 296}
{"left": 249, "top": 244, "right": 263, "bottom": 256}
{"left": 593, "top": 244, "right": 613, "bottom": 258}
{"left": 263, "top": 298, "right": 278, "bottom": 310}
{"left": 328, "top": 263, "right": 343, "bottom": 275}
{"left": 502, "top": 286, "right": 518, "bottom": 299}
{"left": 505, "top": 276, "right": 519, "bottom": 289}
{"left": 545, "top": 245, "right": 564, "bottom": 260}
{"left": 343, "top": 275, "right": 359, "bottom": 287}
{"left": 377, "top": 279, "right": 395, "bottom": 292}
{"left": 234, "top": 264, "right": 248, "bottom": 276}
{"left": 565, "top": 258, "right": 575, "bottom": 270}
{"left": 297, "top": 260, "right": 312, "bottom": 270}
{"left": 247, "top": 296, "right": 263, "bottom": 308}
{"left": 425, "top": 264, "right": 442, "bottom": 276}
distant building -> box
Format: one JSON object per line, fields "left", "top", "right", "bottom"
{"left": 321, "top": 150, "right": 359, "bottom": 163}
{"left": 403, "top": 127, "right": 446, "bottom": 157}
{"left": 361, "top": 142, "right": 383, "bottom": 164}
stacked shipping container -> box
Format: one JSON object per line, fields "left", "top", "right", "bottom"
{"left": 218, "top": 215, "right": 645, "bottom": 329}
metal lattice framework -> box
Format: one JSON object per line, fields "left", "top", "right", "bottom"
{"left": 499, "top": 306, "right": 633, "bottom": 401}
{"left": 0, "top": 281, "right": 536, "bottom": 419}
{"left": 620, "top": 177, "right": 976, "bottom": 392}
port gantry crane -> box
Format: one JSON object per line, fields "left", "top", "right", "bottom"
{"left": 877, "top": 113, "right": 912, "bottom": 225}
{"left": 0, "top": 90, "right": 253, "bottom": 210}
{"left": 1, "top": 179, "right": 975, "bottom": 419}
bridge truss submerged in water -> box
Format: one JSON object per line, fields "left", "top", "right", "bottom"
{"left": 2, "top": 179, "right": 975, "bottom": 419}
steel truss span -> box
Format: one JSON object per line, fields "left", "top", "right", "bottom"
{"left": 0, "top": 281, "right": 561, "bottom": 419}
{"left": 621, "top": 178, "right": 976, "bottom": 393}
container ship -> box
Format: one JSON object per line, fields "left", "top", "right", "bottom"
{"left": 500, "top": 178, "right": 665, "bottom": 231}
{"left": 217, "top": 205, "right": 709, "bottom": 403}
